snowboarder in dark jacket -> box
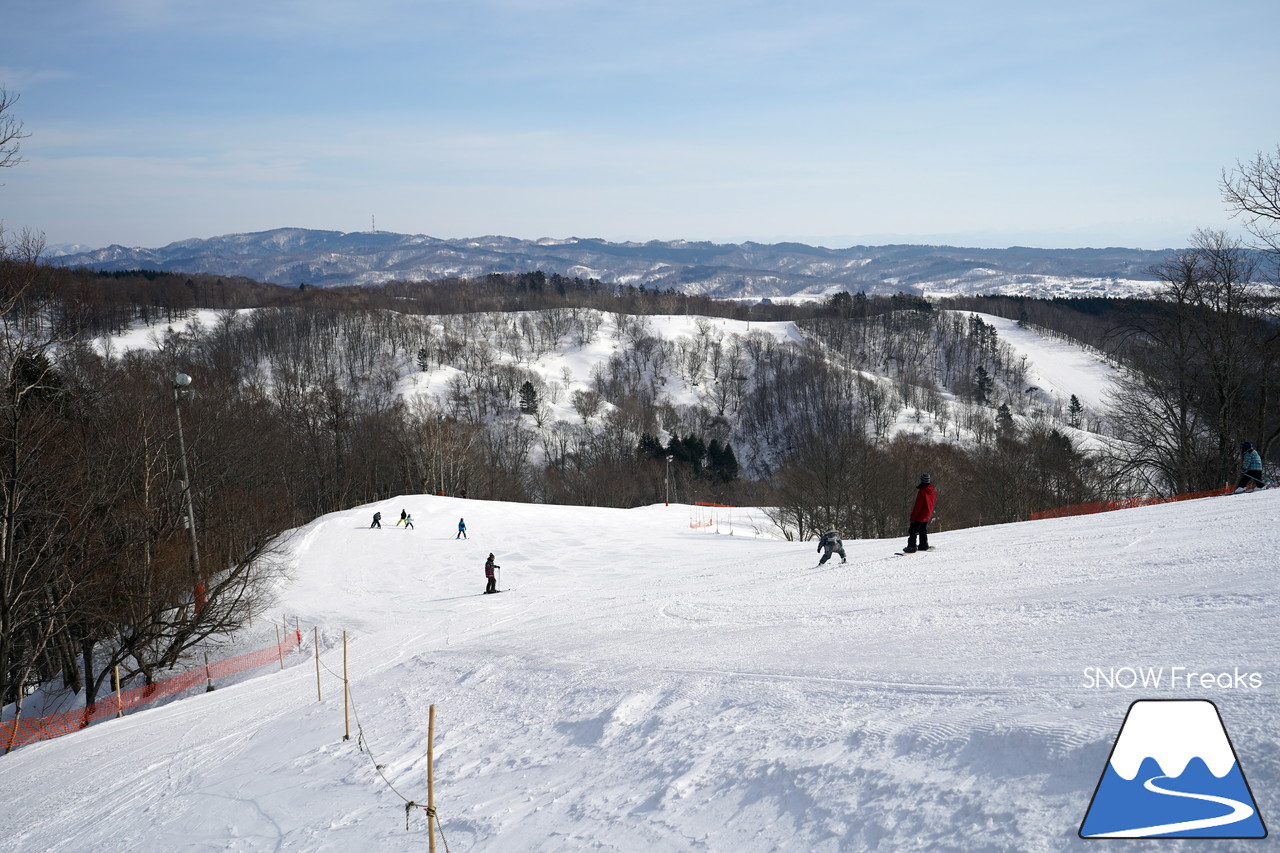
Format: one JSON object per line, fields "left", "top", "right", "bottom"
{"left": 817, "top": 529, "right": 846, "bottom": 565}
{"left": 903, "top": 474, "right": 936, "bottom": 553}
{"left": 484, "top": 553, "right": 500, "bottom": 594}
{"left": 371, "top": 511, "right": 382, "bottom": 529}
{"left": 1234, "top": 442, "right": 1265, "bottom": 493}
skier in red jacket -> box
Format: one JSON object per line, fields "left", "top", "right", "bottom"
{"left": 903, "top": 473, "right": 936, "bottom": 553}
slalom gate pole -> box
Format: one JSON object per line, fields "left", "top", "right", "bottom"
{"left": 314, "top": 626, "right": 322, "bottom": 702}
{"left": 342, "top": 630, "right": 350, "bottom": 741}
{"left": 427, "top": 704, "right": 437, "bottom": 853}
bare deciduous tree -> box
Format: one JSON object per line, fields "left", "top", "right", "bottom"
{"left": 1222, "top": 145, "right": 1280, "bottom": 258}
{"left": 0, "top": 86, "right": 27, "bottom": 173}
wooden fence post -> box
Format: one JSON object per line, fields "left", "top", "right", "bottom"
{"left": 428, "top": 704, "right": 437, "bottom": 853}
{"left": 114, "top": 666, "right": 124, "bottom": 718}
{"left": 204, "top": 650, "right": 215, "bottom": 692}
{"left": 314, "top": 626, "right": 322, "bottom": 702}
{"left": 343, "top": 630, "right": 350, "bottom": 741}
{"left": 275, "top": 625, "right": 284, "bottom": 670}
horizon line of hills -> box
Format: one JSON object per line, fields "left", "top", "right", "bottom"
{"left": 48, "top": 227, "right": 1183, "bottom": 300}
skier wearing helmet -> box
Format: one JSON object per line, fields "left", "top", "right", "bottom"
{"left": 1234, "top": 442, "right": 1265, "bottom": 493}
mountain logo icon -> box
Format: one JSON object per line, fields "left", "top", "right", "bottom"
{"left": 1080, "top": 699, "right": 1267, "bottom": 839}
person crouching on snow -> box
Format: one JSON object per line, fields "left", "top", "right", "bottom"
{"left": 817, "top": 529, "right": 846, "bottom": 565}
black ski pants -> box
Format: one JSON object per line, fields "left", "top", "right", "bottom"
{"left": 1237, "top": 469, "right": 1264, "bottom": 489}
{"left": 907, "top": 520, "right": 929, "bottom": 551}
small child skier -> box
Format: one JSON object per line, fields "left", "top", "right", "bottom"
{"left": 817, "top": 529, "right": 846, "bottom": 565}
{"left": 903, "top": 473, "right": 936, "bottom": 553}
{"left": 484, "top": 553, "right": 500, "bottom": 594}
{"left": 370, "top": 511, "right": 382, "bottom": 529}
{"left": 457, "top": 518, "right": 467, "bottom": 539}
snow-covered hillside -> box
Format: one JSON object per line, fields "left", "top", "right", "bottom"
{"left": 1, "top": 491, "right": 1275, "bottom": 851}
{"left": 97, "top": 305, "right": 1119, "bottom": 465}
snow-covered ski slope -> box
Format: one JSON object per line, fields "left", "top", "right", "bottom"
{"left": 964, "top": 312, "right": 1117, "bottom": 413}
{"left": 2, "top": 491, "right": 1276, "bottom": 852}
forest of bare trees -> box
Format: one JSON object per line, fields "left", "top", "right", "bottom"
{"left": 3, "top": 175, "right": 1279, "bottom": 714}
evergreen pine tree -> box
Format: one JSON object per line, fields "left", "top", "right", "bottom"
{"left": 996, "top": 402, "right": 1015, "bottom": 435}
{"left": 975, "top": 365, "right": 992, "bottom": 405}
{"left": 518, "top": 380, "right": 538, "bottom": 415}
{"left": 638, "top": 433, "right": 665, "bottom": 459}
{"left": 1067, "top": 394, "right": 1084, "bottom": 429}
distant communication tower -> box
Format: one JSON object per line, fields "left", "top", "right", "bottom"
{"left": 371, "top": 215, "right": 376, "bottom": 234}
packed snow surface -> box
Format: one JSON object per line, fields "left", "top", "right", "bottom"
{"left": 2, "top": 490, "right": 1277, "bottom": 851}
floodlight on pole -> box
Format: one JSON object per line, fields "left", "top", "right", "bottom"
{"left": 665, "top": 455, "right": 673, "bottom": 507}
{"left": 172, "top": 373, "right": 203, "bottom": 607}
{"left": 438, "top": 413, "right": 446, "bottom": 496}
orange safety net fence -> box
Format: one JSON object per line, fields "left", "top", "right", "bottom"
{"left": 2, "top": 630, "right": 301, "bottom": 752}
{"left": 1029, "top": 486, "right": 1230, "bottom": 521}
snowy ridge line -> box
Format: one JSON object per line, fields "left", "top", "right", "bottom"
{"left": 1, "top": 629, "right": 303, "bottom": 753}
{"left": 1030, "top": 485, "right": 1231, "bottom": 520}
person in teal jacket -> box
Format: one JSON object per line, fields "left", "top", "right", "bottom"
{"left": 1234, "top": 442, "right": 1265, "bottom": 493}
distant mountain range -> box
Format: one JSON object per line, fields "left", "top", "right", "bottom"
{"left": 49, "top": 228, "right": 1175, "bottom": 299}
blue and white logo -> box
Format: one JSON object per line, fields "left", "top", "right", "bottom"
{"left": 1080, "top": 700, "right": 1266, "bottom": 839}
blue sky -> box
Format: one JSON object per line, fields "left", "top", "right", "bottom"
{"left": 2, "top": 0, "right": 1278, "bottom": 250}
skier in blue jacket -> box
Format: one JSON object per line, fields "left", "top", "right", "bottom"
{"left": 1234, "top": 442, "right": 1265, "bottom": 493}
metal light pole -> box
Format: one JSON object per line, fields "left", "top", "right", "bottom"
{"left": 665, "top": 454, "right": 673, "bottom": 506}
{"left": 172, "top": 373, "right": 202, "bottom": 583}
{"left": 437, "top": 413, "right": 446, "bottom": 496}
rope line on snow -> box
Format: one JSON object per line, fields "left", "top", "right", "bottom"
{"left": 316, "top": 653, "right": 453, "bottom": 851}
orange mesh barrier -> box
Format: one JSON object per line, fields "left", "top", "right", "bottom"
{"left": 2, "top": 630, "right": 301, "bottom": 752}
{"left": 1030, "top": 487, "right": 1231, "bottom": 521}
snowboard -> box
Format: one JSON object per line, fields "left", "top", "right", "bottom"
{"left": 894, "top": 547, "right": 934, "bottom": 556}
